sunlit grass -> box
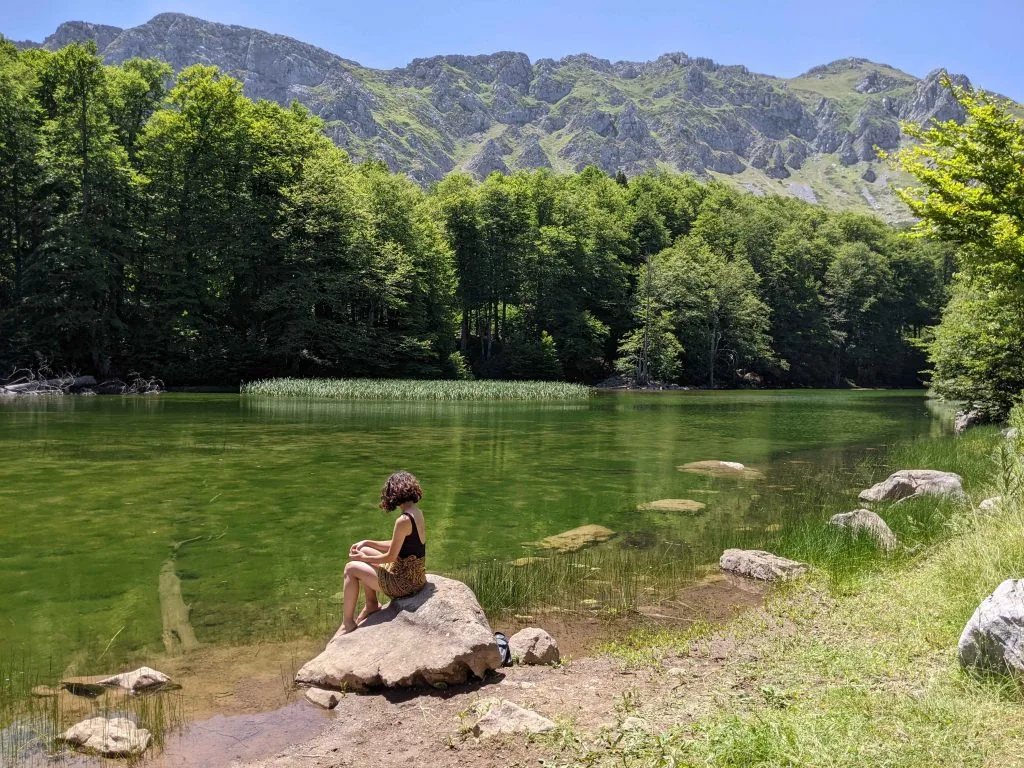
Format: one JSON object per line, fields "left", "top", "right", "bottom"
{"left": 572, "top": 427, "right": 1024, "bottom": 767}
{"left": 241, "top": 377, "right": 593, "bottom": 401}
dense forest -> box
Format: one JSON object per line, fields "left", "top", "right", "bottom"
{"left": 0, "top": 41, "right": 957, "bottom": 388}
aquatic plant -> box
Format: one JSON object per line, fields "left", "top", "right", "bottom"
{"left": 241, "top": 377, "right": 594, "bottom": 401}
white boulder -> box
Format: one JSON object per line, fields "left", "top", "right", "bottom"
{"left": 508, "top": 627, "right": 560, "bottom": 665}
{"left": 958, "top": 579, "right": 1024, "bottom": 676}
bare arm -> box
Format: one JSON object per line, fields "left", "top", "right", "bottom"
{"left": 349, "top": 517, "right": 411, "bottom": 565}
{"left": 350, "top": 539, "right": 390, "bottom": 554}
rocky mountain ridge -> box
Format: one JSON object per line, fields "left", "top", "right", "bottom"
{"left": 8, "top": 13, "right": 992, "bottom": 219}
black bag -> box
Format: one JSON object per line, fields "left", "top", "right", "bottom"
{"left": 494, "top": 632, "right": 513, "bottom": 667}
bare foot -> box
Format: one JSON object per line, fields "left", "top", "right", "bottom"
{"left": 333, "top": 621, "right": 358, "bottom": 639}
{"left": 356, "top": 605, "right": 381, "bottom": 625}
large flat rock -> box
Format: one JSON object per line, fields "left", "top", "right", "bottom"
{"left": 295, "top": 575, "right": 501, "bottom": 692}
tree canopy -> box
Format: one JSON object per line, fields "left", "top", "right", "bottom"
{"left": 0, "top": 42, "right": 954, "bottom": 388}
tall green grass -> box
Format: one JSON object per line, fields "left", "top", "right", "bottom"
{"left": 573, "top": 423, "right": 1024, "bottom": 767}
{"left": 455, "top": 543, "right": 700, "bottom": 617}
{"left": 241, "top": 377, "right": 593, "bottom": 401}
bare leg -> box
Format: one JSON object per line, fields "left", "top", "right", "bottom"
{"left": 355, "top": 548, "right": 381, "bottom": 624}
{"left": 336, "top": 561, "right": 381, "bottom": 637}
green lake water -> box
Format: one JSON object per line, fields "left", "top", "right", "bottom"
{"left": 0, "top": 390, "right": 942, "bottom": 676}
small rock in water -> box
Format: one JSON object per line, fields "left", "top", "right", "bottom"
{"left": 829, "top": 509, "right": 897, "bottom": 551}
{"left": 719, "top": 549, "right": 807, "bottom": 582}
{"left": 510, "top": 556, "right": 546, "bottom": 567}
{"left": 471, "top": 698, "right": 556, "bottom": 738}
{"left": 678, "top": 461, "right": 766, "bottom": 480}
{"left": 60, "top": 717, "right": 151, "bottom": 757}
{"left": 98, "top": 666, "right": 172, "bottom": 694}
{"left": 508, "top": 627, "right": 560, "bottom": 665}
{"left": 958, "top": 579, "right": 1024, "bottom": 676}
{"left": 637, "top": 499, "right": 706, "bottom": 514}
{"left": 304, "top": 687, "right": 340, "bottom": 709}
{"left": 534, "top": 524, "right": 615, "bottom": 553}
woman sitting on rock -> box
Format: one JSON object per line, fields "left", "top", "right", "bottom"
{"left": 337, "top": 470, "right": 428, "bottom": 636}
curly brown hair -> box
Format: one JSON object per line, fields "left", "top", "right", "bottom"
{"left": 379, "top": 471, "right": 423, "bottom": 511}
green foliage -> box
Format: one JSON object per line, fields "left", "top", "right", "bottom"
{"left": 891, "top": 81, "right": 1024, "bottom": 415}
{"left": 0, "top": 44, "right": 953, "bottom": 388}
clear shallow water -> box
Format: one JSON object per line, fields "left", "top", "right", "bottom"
{"left": 0, "top": 390, "right": 939, "bottom": 675}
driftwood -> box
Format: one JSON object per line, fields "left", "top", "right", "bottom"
{"left": 0, "top": 367, "right": 162, "bottom": 397}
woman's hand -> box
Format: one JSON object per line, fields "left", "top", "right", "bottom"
{"left": 349, "top": 540, "right": 367, "bottom": 556}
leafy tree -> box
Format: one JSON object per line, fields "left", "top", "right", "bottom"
{"left": 660, "top": 237, "right": 775, "bottom": 387}
{"left": 889, "top": 80, "right": 1024, "bottom": 413}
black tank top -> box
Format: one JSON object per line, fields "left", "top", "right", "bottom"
{"left": 397, "top": 511, "right": 426, "bottom": 559}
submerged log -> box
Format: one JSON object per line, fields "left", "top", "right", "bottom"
{"left": 159, "top": 560, "right": 199, "bottom": 654}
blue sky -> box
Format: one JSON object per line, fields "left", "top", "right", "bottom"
{"left": 5, "top": 0, "right": 1023, "bottom": 100}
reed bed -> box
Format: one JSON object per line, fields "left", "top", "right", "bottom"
{"left": 241, "top": 377, "right": 593, "bottom": 401}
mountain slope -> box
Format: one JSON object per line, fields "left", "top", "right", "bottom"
{"left": 8, "top": 13, "right": 990, "bottom": 220}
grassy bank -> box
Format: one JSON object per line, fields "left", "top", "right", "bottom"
{"left": 551, "top": 427, "right": 1024, "bottom": 765}
{"left": 241, "top": 377, "right": 594, "bottom": 401}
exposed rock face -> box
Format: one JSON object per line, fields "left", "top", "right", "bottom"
{"left": 21, "top": 14, "right": 983, "bottom": 217}
{"left": 829, "top": 509, "right": 897, "bottom": 551}
{"left": 471, "top": 698, "right": 556, "bottom": 737}
{"left": 858, "top": 470, "right": 966, "bottom": 503}
{"left": 465, "top": 138, "right": 510, "bottom": 178}
{"left": 514, "top": 135, "right": 552, "bottom": 169}
{"left": 295, "top": 575, "right": 501, "bottom": 691}
{"left": 42, "top": 21, "right": 124, "bottom": 52}
{"left": 97, "top": 667, "right": 172, "bottom": 694}
{"left": 719, "top": 549, "right": 808, "bottom": 582}
{"left": 508, "top": 628, "right": 560, "bottom": 665}
{"left": 60, "top": 717, "right": 151, "bottom": 757}
{"left": 958, "top": 579, "right": 1024, "bottom": 676}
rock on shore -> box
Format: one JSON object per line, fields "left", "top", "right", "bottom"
{"left": 509, "top": 628, "right": 560, "bottom": 665}
{"left": 295, "top": 575, "right": 501, "bottom": 691}
{"left": 958, "top": 579, "right": 1024, "bottom": 676}
{"left": 719, "top": 549, "right": 807, "bottom": 582}
{"left": 829, "top": 509, "right": 897, "bottom": 551}
{"left": 858, "top": 469, "right": 965, "bottom": 503}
